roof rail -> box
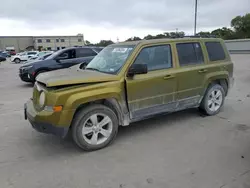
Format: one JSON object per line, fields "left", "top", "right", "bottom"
{"left": 182, "top": 35, "right": 217, "bottom": 38}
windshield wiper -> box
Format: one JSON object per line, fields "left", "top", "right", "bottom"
{"left": 85, "top": 67, "right": 100, "bottom": 72}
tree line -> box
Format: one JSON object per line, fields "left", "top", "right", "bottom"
{"left": 86, "top": 13, "right": 250, "bottom": 47}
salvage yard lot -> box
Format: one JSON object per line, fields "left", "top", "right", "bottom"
{"left": 0, "top": 55, "right": 250, "bottom": 188}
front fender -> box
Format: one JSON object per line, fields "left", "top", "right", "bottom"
{"left": 64, "top": 86, "right": 123, "bottom": 110}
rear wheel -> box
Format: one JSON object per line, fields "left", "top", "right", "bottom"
{"left": 14, "top": 58, "right": 21, "bottom": 64}
{"left": 72, "top": 104, "right": 119, "bottom": 151}
{"left": 199, "top": 84, "right": 225, "bottom": 115}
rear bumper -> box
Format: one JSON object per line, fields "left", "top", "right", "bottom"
{"left": 24, "top": 101, "right": 69, "bottom": 138}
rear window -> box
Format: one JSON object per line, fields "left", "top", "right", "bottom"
{"left": 205, "top": 42, "right": 226, "bottom": 61}
{"left": 76, "top": 48, "right": 97, "bottom": 57}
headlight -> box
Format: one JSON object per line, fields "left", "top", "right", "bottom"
{"left": 39, "top": 91, "right": 45, "bottom": 107}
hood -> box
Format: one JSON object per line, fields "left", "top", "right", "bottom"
{"left": 21, "top": 59, "right": 47, "bottom": 67}
{"left": 36, "top": 67, "right": 119, "bottom": 87}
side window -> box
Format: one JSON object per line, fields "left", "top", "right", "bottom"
{"left": 133, "top": 45, "right": 172, "bottom": 71}
{"left": 205, "top": 42, "right": 226, "bottom": 61}
{"left": 176, "top": 43, "right": 204, "bottom": 66}
{"left": 57, "top": 49, "right": 76, "bottom": 60}
{"left": 76, "top": 48, "right": 97, "bottom": 58}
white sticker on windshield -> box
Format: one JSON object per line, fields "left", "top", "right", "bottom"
{"left": 112, "top": 48, "right": 128, "bottom": 53}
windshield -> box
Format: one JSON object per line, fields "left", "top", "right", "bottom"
{"left": 46, "top": 49, "right": 64, "bottom": 60}
{"left": 85, "top": 45, "right": 135, "bottom": 74}
{"left": 38, "top": 53, "right": 52, "bottom": 60}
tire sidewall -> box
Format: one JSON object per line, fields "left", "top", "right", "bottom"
{"left": 72, "top": 105, "right": 118, "bottom": 151}
{"left": 15, "top": 58, "right": 20, "bottom": 63}
{"left": 203, "top": 84, "right": 225, "bottom": 115}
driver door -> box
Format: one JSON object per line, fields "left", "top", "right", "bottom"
{"left": 57, "top": 49, "right": 77, "bottom": 68}
{"left": 125, "top": 44, "right": 177, "bottom": 120}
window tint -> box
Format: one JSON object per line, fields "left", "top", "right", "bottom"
{"left": 56, "top": 39, "right": 59, "bottom": 42}
{"left": 134, "top": 45, "right": 172, "bottom": 71}
{"left": 46, "top": 39, "right": 51, "bottom": 43}
{"left": 78, "top": 38, "right": 82, "bottom": 42}
{"left": 37, "top": 39, "right": 42, "bottom": 43}
{"left": 93, "top": 47, "right": 103, "bottom": 53}
{"left": 205, "top": 42, "right": 226, "bottom": 61}
{"left": 57, "top": 49, "right": 76, "bottom": 60}
{"left": 176, "top": 43, "right": 204, "bottom": 66}
{"left": 61, "top": 39, "right": 65, "bottom": 42}
{"left": 76, "top": 48, "right": 97, "bottom": 57}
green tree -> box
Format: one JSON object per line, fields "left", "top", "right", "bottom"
{"left": 231, "top": 13, "right": 250, "bottom": 38}
{"left": 197, "top": 31, "right": 211, "bottom": 37}
{"left": 143, "top": 35, "right": 154, "bottom": 40}
{"left": 126, "top": 36, "right": 142, "bottom": 41}
{"left": 85, "top": 40, "right": 93, "bottom": 46}
{"left": 211, "top": 27, "right": 235, "bottom": 39}
{"left": 96, "top": 40, "right": 114, "bottom": 47}
{"left": 154, "top": 34, "right": 166, "bottom": 39}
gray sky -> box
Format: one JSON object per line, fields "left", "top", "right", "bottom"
{"left": 0, "top": 0, "right": 249, "bottom": 42}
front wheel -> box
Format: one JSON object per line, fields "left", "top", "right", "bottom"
{"left": 199, "top": 84, "right": 225, "bottom": 116}
{"left": 72, "top": 104, "right": 119, "bottom": 151}
{"left": 14, "top": 58, "right": 21, "bottom": 64}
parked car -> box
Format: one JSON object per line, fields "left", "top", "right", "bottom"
{"left": 19, "top": 47, "right": 99, "bottom": 83}
{"left": 0, "top": 51, "right": 11, "bottom": 58}
{"left": 24, "top": 38, "right": 234, "bottom": 151}
{"left": 11, "top": 51, "right": 39, "bottom": 63}
{"left": 6, "top": 49, "right": 16, "bottom": 56}
{"left": 23, "top": 52, "right": 53, "bottom": 65}
{"left": 0, "top": 55, "right": 6, "bottom": 62}
{"left": 29, "top": 51, "right": 54, "bottom": 61}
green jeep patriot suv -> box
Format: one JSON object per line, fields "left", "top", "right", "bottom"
{"left": 24, "top": 38, "right": 234, "bottom": 151}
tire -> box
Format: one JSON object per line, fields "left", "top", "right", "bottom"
{"left": 72, "top": 104, "right": 119, "bottom": 151}
{"left": 199, "top": 84, "right": 225, "bottom": 116}
{"left": 34, "top": 70, "right": 47, "bottom": 82}
{"left": 14, "top": 58, "right": 21, "bottom": 64}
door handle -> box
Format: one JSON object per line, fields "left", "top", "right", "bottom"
{"left": 163, "top": 75, "right": 175, "bottom": 80}
{"left": 198, "top": 69, "right": 207, "bottom": 73}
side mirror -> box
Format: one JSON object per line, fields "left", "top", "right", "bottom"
{"left": 55, "top": 59, "right": 61, "bottom": 63}
{"left": 127, "top": 63, "right": 148, "bottom": 77}
{"left": 79, "top": 62, "right": 88, "bottom": 69}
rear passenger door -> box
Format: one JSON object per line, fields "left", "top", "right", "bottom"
{"left": 175, "top": 42, "right": 207, "bottom": 108}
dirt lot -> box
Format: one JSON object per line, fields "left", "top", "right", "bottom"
{"left": 0, "top": 55, "right": 250, "bottom": 188}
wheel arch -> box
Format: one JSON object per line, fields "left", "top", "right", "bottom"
{"left": 203, "top": 73, "right": 229, "bottom": 97}
{"left": 72, "top": 97, "right": 127, "bottom": 128}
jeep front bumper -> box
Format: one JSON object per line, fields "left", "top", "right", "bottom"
{"left": 24, "top": 100, "right": 74, "bottom": 138}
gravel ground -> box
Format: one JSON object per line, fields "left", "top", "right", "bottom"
{"left": 0, "top": 55, "right": 250, "bottom": 188}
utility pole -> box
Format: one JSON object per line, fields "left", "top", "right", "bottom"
{"left": 194, "top": 0, "right": 198, "bottom": 36}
